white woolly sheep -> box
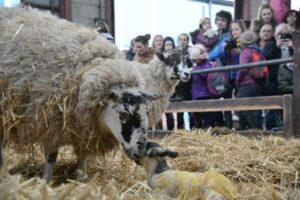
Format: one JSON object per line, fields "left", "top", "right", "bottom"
{"left": 135, "top": 142, "right": 237, "bottom": 200}
{"left": 0, "top": 6, "right": 157, "bottom": 182}
{"left": 82, "top": 50, "right": 191, "bottom": 128}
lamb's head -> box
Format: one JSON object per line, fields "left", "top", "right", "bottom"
{"left": 155, "top": 49, "right": 190, "bottom": 83}
{"left": 102, "top": 89, "right": 162, "bottom": 160}
{"left": 135, "top": 141, "right": 178, "bottom": 174}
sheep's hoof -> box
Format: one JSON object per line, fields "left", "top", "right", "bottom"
{"left": 42, "top": 174, "right": 52, "bottom": 183}
{"left": 76, "top": 170, "right": 89, "bottom": 182}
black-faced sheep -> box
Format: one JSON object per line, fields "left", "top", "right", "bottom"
{"left": 83, "top": 50, "right": 191, "bottom": 128}
{"left": 135, "top": 142, "right": 237, "bottom": 200}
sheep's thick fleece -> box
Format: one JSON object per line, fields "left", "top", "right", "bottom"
{"left": 0, "top": 7, "right": 128, "bottom": 156}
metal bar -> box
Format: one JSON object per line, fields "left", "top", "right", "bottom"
{"left": 166, "top": 96, "right": 284, "bottom": 112}
{"left": 191, "top": 58, "right": 293, "bottom": 75}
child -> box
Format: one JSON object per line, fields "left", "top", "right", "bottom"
{"left": 190, "top": 17, "right": 218, "bottom": 52}
{"left": 236, "top": 31, "right": 265, "bottom": 129}
{"left": 190, "top": 44, "right": 213, "bottom": 128}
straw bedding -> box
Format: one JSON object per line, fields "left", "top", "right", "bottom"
{"left": 1, "top": 130, "right": 299, "bottom": 199}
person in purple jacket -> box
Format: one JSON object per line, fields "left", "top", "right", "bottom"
{"left": 190, "top": 17, "right": 218, "bottom": 52}
{"left": 236, "top": 31, "right": 264, "bottom": 130}
{"left": 190, "top": 44, "right": 213, "bottom": 128}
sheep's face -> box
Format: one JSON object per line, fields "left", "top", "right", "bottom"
{"left": 102, "top": 90, "right": 162, "bottom": 160}
{"left": 156, "top": 50, "right": 191, "bottom": 82}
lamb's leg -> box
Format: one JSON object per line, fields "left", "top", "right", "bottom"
{"left": 76, "top": 157, "right": 88, "bottom": 182}
{"left": 43, "top": 148, "right": 58, "bottom": 182}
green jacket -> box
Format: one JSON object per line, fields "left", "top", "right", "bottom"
{"left": 277, "top": 64, "right": 293, "bottom": 94}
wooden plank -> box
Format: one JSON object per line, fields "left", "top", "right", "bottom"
{"left": 166, "top": 96, "right": 284, "bottom": 112}
{"left": 282, "top": 95, "right": 294, "bottom": 138}
{"left": 293, "top": 40, "right": 300, "bottom": 136}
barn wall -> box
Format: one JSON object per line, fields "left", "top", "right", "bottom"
{"left": 70, "top": 0, "right": 114, "bottom": 35}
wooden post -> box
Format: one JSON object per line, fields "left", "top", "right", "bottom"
{"left": 104, "top": 0, "right": 115, "bottom": 37}
{"left": 60, "top": 0, "right": 72, "bottom": 21}
{"left": 293, "top": 40, "right": 300, "bottom": 136}
{"left": 283, "top": 95, "right": 294, "bottom": 138}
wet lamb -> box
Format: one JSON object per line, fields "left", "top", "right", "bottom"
{"left": 135, "top": 142, "right": 237, "bottom": 200}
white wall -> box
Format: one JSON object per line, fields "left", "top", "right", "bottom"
{"left": 114, "top": 0, "right": 233, "bottom": 50}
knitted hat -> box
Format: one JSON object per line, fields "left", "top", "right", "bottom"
{"left": 239, "top": 31, "right": 257, "bottom": 47}
{"left": 189, "top": 44, "right": 208, "bottom": 60}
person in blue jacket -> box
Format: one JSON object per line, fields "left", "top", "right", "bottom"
{"left": 208, "top": 10, "right": 232, "bottom": 61}
{"left": 208, "top": 10, "right": 232, "bottom": 127}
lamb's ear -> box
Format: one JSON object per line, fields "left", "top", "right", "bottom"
{"left": 156, "top": 52, "right": 166, "bottom": 62}
{"left": 166, "top": 150, "right": 178, "bottom": 158}
{"left": 146, "top": 142, "right": 178, "bottom": 158}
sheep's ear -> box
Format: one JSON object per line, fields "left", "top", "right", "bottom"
{"left": 105, "top": 90, "right": 120, "bottom": 102}
{"left": 156, "top": 52, "right": 166, "bottom": 62}
{"left": 141, "top": 92, "right": 164, "bottom": 102}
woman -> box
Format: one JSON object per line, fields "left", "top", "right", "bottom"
{"left": 133, "top": 34, "right": 156, "bottom": 64}
{"left": 220, "top": 20, "right": 247, "bottom": 129}
{"left": 284, "top": 10, "right": 300, "bottom": 40}
{"left": 161, "top": 36, "right": 176, "bottom": 130}
{"left": 151, "top": 34, "right": 164, "bottom": 52}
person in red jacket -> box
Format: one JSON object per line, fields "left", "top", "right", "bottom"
{"left": 236, "top": 31, "right": 265, "bottom": 130}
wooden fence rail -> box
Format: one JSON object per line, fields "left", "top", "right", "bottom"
{"left": 166, "top": 95, "right": 294, "bottom": 138}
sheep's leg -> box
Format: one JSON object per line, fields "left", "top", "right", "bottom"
{"left": 0, "top": 141, "right": 3, "bottom": 169}
{"left": 76, "top": 157, "right": 88, "bottom": 182}
{"left": 43, "top": 148, "right": 58, "bottom": 182}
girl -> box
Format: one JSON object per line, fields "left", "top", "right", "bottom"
{"left": 236, "top": 31, "right": 264, "bottom": 129}
{"left": 190, "top": 44, "right": 213, "bottom": 128}
{"left": 250, "top": 4, "right": 277, "bottom": 36}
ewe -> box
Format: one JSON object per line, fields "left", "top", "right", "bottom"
{"left": 0, "top": 7, "right": 191, "bottom": 182}
{"left": 85, "top": 50, "right": 191, "bottom": 128}
{"left": 135, "top": 142, "right": 237, "bottom": 200}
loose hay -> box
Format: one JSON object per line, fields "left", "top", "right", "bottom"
{"left": 1, "top": 130, "right": 299, "bottom": 199}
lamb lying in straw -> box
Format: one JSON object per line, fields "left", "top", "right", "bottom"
{"left": 135, "top": 142, "right": 237, "bottom": 200}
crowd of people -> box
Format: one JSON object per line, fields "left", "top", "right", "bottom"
{"left": 120, "top": 3, "right": 299, "bottom": 131}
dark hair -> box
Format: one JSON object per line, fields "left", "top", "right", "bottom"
{"left": 215, "top": 10, "right": 232, "bottom": 31}
{"left": 284, "top": 9, "right": 300, "bottom": 29}
{"left": 161, "top": 36, "right": 175, "bottom": 52}
{"left": 135, "top": 34, "right": 151, "bottom": 46}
